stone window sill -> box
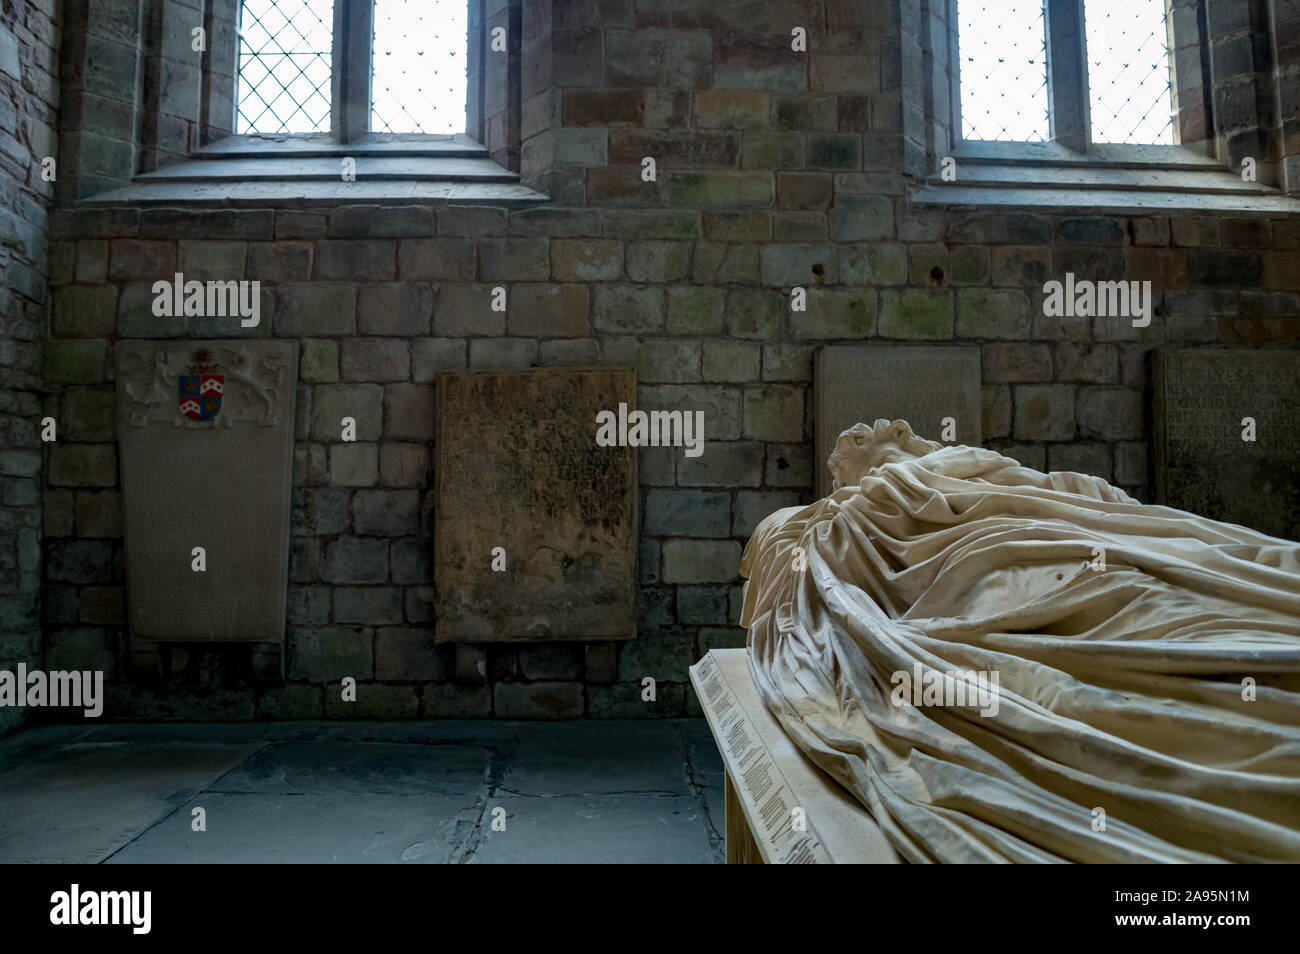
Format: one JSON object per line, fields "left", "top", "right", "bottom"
{"left": 915, "top": 141, "right": 1300, "bottom": 216}
{"left": 78, "top": 133, "right": 548, "bottom": 207}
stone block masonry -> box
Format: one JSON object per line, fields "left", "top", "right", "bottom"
{"left": 25, "top": 0, "right": 1300, "bottom": 725}
{"left": 42, "top": 196, "right": 1300, "bottom": 722}
{"left": 0, "top": 0, "right": 59, "bottom": 736}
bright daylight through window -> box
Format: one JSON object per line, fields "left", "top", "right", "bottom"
{"left": 236, "top": 0, "right": 467, "bottom": 135}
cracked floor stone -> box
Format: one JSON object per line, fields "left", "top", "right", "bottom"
{"left": 0, "top": 719, "right": 726, "bottom": 864}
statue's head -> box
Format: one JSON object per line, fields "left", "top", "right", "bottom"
{"left": 828, "top": 419, "right": 944, "bottom": 490}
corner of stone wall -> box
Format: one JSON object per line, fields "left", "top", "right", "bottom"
{"left": 0, "top": 0, "right": 59, "bottom": 736}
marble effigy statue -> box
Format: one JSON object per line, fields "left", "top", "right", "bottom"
{"left": 740, "top": 419, "right": 1300, "bottom": 862}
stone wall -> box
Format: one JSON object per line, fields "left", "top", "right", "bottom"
{"left": 0, "top": 0, "right": 58, "bottom": 735}
{"left": 33, "top": 0, "right": 1300, "bottom": 723}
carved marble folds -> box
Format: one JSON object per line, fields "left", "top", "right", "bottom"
{"left": 741, "top": 420, "right": 1300, "bottom": 862}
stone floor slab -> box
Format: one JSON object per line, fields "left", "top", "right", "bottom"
{"left": 211, "top": 741, "right": 492, "bottom": 795}
{"left": 502, "top": 721, "right": 690, "bottom": 796}
{"left": 258, "top": 721, "right": 522, "bottom": 743}
{"left": 680, "top": 719, "right": 725, "bottom": 775}
{"left": 468, "top": 794, "right": 716, "bottom": 864}
{"left": 0, "top": 719, "right": 725, "bottom": 863}
{"left": 74, "top": 720, "right": 521, "bottom": 745}
{"left": 106, "top": 792, "right": 480, "bottom": 864}
{"left": 0, "top": 723, "right": 100, "bottom": 777}
{"left": 0, "top": 741, "right": 265, "bottom": 863}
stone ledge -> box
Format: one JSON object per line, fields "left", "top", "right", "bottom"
{"left": 74, "top": 180, "right": 550, "bottom": 207}
{"left": 914, "top": 182, "right": 1300, "bottom": 216}
{"left": 137, "top": 156, "right": 518, "bottom": 183}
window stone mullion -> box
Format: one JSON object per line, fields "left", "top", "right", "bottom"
{"left": 332, "top": 0, "right": 375, "bottom": 143}
{"left": 1045, "top": 0, "right": 1091, "bottom": 151}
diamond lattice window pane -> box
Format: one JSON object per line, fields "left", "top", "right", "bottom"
{"left": 236, "top": 0, "right": 333, "bottom": 134}
{"left": 1085, "top": 0, "right": 1173, "bottom": 144}
{"left": 957, "top": 0, "right": 1049, "bottom": 142}
{"left": 371, "top": 0, "right": 467, "bottom": 134}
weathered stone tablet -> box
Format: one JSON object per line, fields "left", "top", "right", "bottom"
{"left": 116, "top": 340, "right": 298, "bottom": 642}
{"left": 435, "top": 367, "right": 637, "bottom": 643}
{"left": 814, "top": 345, "right": 982, "bottom": 497}
{"left": 1154, "top": 349, "right": 1300, "bottom": 542}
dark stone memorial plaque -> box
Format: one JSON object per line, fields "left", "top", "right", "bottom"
{"left": 1154, "top": 349, "right": 1300, "bottom": 542}
{"left": 434, "top": 367, "right": 637, "bottom": 643}
{"left": 814, "top": 345, "right": 982, "bottom": 497}
{"left": 116, "top": 340, "right": 298, "bottom": 642}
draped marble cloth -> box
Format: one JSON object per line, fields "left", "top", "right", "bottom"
{"left": 740, "top": 428, "right": 1300, "bottom": 863}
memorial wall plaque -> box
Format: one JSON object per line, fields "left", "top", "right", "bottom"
{"left": 1154, "top": 349, "right": 1300, "bottom": 542}
{"left": 116, "top": 340, "right": 298, "bottom": 642}
{"left": 435, "top": 367, "right": 637, "bottom": 643}
{"left": 814, "top": 345, "right": 982, "bottom": 497}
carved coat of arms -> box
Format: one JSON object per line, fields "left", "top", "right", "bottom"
{"left": 178, "top": 349, "right": 223, "bottom": 422}
{"left": 120, "top": 342, "right": 289, "bottom": 428}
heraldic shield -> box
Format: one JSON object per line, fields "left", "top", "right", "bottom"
{"left": 178, "top": 374, "right": 223, "bottom": 420}
{"left": 178, "top": 349, "right": 223, "bottom": 421}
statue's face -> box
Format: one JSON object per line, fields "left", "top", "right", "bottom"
{"left": 829, "top": 421, "right": 937, "bottom": 490}
{"left": 862, "top": 438, "right": 917, "bottom": 469}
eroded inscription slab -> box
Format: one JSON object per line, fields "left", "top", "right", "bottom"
{"left": 116, "top": 340, "right": 298, "bottom": 642}
{"left": 435, "top": 367, "right": 637, "bottom": 643}
{"left": 1155, "top": 350, "right": 1300, "bottom": 541}
{"left": 814, "top": 346, "right": 981, "bottom": 497}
